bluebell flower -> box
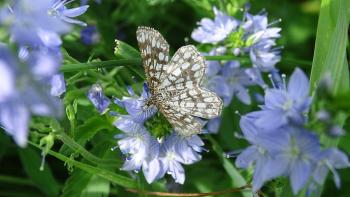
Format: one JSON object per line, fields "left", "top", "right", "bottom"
{"left": 254, "top": 68, "right": 311, "bottom": 130}
{"left": 114, "top": 117, "right": 204, "bottom": 184}
{"left": 312, "top": 148, "right": 350, "bottom": 188}
{"left": 81, "top": 25, "right": 100, "bottom": 45}
{"left": 0, "top": 58, "right": 15, "bottom": 102}
{"left": 0, "top": 0, "right": 70, "bottom": 47}
{"left": 248, "top": 39, "right": 281, "bottom": 71}
{"left": 50, "top": 74, "right": 66, "bottom": 96}
{"left": 242, "top": 13, "right": 268, "bottom": 34}
{"left": 0, "top": 45, "right": 62, "bottom": 147}
{"left": 191, "top": 7, "right": 238, "bottom": 44}
{"left": 114, "top": 117, "right": 159, "bottom": 170}
{"left": 243, "top": 12, "right": 281, "bottom": 72}
{"left": 21, "top": 46, "right": 62, "bottom": 78}
{"left": 236, "top": 113, "right": 285, "bottom": 191}
{"left": 158, "top": 136, "right": 186, "bottom": 184}
{"left": 204, "top": 117, "right": 221, "bottom": 134}
{"left": 237, "top": 113, "right": 322, "bottom": 194}
{"left": 88, "top": 84, "right": 110, "bottom": 114}
{"left": 259, "top": 128, "right": 321, "bottom": 194}
{"left": 115, "top": 83, "right": 157, "bottom": 123}
{"left": 50, "top": 0, "right": 89, "bottom": 26}
{"left": 206, "top": 61, "right": 261, "bottom": 106}
{"left": 114, "top": 82, "right": 205, "bottom": 184}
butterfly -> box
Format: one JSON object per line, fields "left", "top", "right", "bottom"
{"left": 136, "top": 26, "right": 223, "bottom": 136}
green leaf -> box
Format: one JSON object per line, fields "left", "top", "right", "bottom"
{"left": 207, "top": 136, "right": 252, "bottom": 197}
{"left": 310, "top": 0, "right": 350, "bottom": 94}
{"left": 114, "top": 40, "right": 141, "bottom": 59}
{"left": 60, "top": 59, "right": 142, "bottom": 73}
{"left": 61, "top": 170, "right": 92, "bottom": 197}
{"left": 61, "top": 142, "right": 114, "bottom": 197}
{"left": 29, "top": 142, "right": 137, "bottom": 188}
{"left": 81, "top": 175, "right": 110, "bottom": 197}
{"left": 18, "top": 147, "right": 60, "bottom": 197}
{"left": 58, "top": 131, "right": 122, "bottom": 168}
{"left": 59, "top": 116, "right": 113, "bottom": 155}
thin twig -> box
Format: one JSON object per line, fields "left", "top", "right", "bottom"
{"left": 125, "top": 184, "right": 251, "bottom": 196}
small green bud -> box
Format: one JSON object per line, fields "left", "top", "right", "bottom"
{"left": 226, "top": 28, "right": 245, "bottom": 49}
{"left": 145, "top": 112, "right": 173, "bottom": 138}
{"left": 66, "top": 104, "right": 75, "bottom": 121}
{"left": 73, "top": 99, "right": 78, "bottom": 114}
{"left": 114, "top": 39, "right": 141, "bottom": 59}
{"left": 39, "top": 133, "right": 55, "bottom": 155}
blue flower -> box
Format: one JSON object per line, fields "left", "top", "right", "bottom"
{"left": 81, "top": 25, "right": 100, "bottom": 45}
{"left": 114, "top": 117, "right": 205, "bottom": 184}
{"left": 115, "top": 83, "right": 157, "bottom": 123}
{"left": 50, "top": 0, "right": 89, "bottom": 26}
{"left": 205, "top": 61, "right": 262, "bottom": 106}
{"left": 242, "top": 13, "right": 268, "bottom": 34}
{"left": 259, "top": 128, "right": 321, "bottom": 194}
{"left": 191, "top": 7, "right": 238, "bottom": 44}
{"left": 236, "top": 113, "right": 284, "bottom": 191}
{"left": 204, "top": 117, "right": 221, "bottom": 134}
{"left": 0, "top": 0, "right": 70, "bottom": 47}
{"left": 0, "top": 45, "right": 62, "bottom": 147}
{"left": 158, "top": 136, "right": 186, "bottom": 184}
{"left": 254, "top": 68, "right": 311, "bottom": 130}
{"left": 114, "top": 83, "right": 205, "bottom": 184}
{"left": 114, "top": 117, "right": 159, "bottom": 170}
{"left": 243, "top": 12, "right": 282, "bottom": 72}
{"left": 312, "top": 148, "right": 350, "bottom": 189}
{"left": 20, "top": 46, "right": 62, "bottom": 78}
{"left": 248, "top": 39, "right": 281, "bottom": 71}
{"left": 88, "top": 84, "right": 110, "bottom": 114}
{"left": 0, "top": 57, "right": 15, "bottom": 102}
{"left": 50, "top": 74, "right": 66, "bottom": 97}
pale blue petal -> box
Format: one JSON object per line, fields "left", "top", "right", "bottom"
{"left": 236, "top": 146, "right": 260, "bottom": 168}
{"left": 287, "top": 68, "right": 309, "bottom": 101}
{"left": 0, "top": 101, "right": 30, "bottom": 147}
{"left": 290, "top": 160, "right": 312, "bottom": 194}
{"left": 62, "top": 6, "right": 89, "bottom": 17}
{"left": 50, "top": 74, "right": 66, "bottom": 96}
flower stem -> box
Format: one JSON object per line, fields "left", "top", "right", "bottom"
{"left": 60, "top": 59, "right": 142, "bottom": 72}
{"left": 125, "top": 184, "right": 251, "bottom": 196}
{"left": 55, "top": 131, "right": 122, "bottom": 167}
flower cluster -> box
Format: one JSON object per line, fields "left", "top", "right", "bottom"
{"left": 192, "top": 7, "right": 280, "bottom": 133}
{"left": 203, "top": 57, "right": 264, "bottom": 133}
{"left": 0, "top": 0, "right": 88, "bottom": 147}
{"left": 235, "top": 68, "right": 350, "bottom": 194}
{"left": 192, "top": 7, "right": 281, "bottom": 72}
{"left": 111, "top": 83, "right": 205, "bottom": 184}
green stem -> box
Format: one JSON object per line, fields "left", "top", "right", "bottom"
{"left": 60, "top": 59, "right": 142, "bottom": 72}
{"left": 60, "top": 56, "right": 311, "bottom": 74}
{"left": 0, "top": 175, "right": 34, "bottom": 186}
{"left": 55, "top": 131, "right": 122, "bottom": 168}
{"left": 206, "top": 55, "right": 312, "bottom": 66}
{"left": 28, "top": 141, "right": 137, "bottom": 188}
{"left": 205, "top": 55, "right": 250, "bottom": 62}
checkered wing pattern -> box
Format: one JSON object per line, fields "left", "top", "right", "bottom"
{"left": 136, "top": 27, "right": 223, "bottom": 136}
{"left": 160, "top": 46, "right": 223, "bottom": 135}
{"left": 160, "top": 106, "right": 204, "bottom": 136}
{"left": 136, "top": 26, "right": 169, "bottom": 94}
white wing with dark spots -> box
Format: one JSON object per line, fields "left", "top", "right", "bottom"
{"left": 136, "top": 26, "right": 223, "bottom": 136}
{"left": 136, "top": 26, "right": 170, "bottom": 94}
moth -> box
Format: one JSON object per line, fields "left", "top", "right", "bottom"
{"left": 136, "top": 26, "right": 223, "bottom": 136}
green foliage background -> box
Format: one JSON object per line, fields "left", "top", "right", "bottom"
{"left": 0, "top": 0, "right": 349, "bottom": 196}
